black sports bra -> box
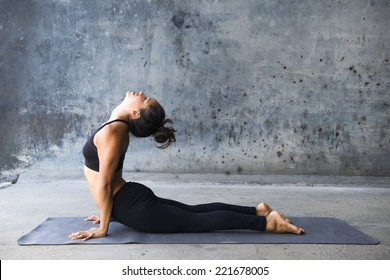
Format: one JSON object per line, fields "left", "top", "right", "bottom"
{"left": 82, "top": 119, "right": 130, "bottom": 172}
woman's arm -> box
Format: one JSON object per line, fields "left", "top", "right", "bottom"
{"left": 69, "top": 125, "right": 126, "bottom": 241}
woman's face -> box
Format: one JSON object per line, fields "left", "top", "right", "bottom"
{"left": 126, "top": 91, "right": 155, "bottom": 111}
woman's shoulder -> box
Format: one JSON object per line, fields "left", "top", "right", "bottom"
{"left": 95, "top": 120, "right": 129, "bottom": 146}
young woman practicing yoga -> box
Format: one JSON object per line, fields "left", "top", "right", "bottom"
{"left": 69, "top": 91, "right": 304, "bottom": 241}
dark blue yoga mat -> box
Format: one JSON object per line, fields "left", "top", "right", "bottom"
{"left": 17, "top": 216, "right": 379, "bottom": 245}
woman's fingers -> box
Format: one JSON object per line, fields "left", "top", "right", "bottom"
{"left": 69, "top": 231, "right": 85, "bottom": 240}
{"left": 85, "top": 215, "right": 97, "bottom": 221}
{"left": 69, "top": 230, "right": 92, "bottom": 240}
{"left": 85, "top": 215, "right": 100, "bottom": 224}
{"left": 83, "top": 232, "right": 94, "bottom": 241}
{"left": 69, "top": 228, "right": 104, "bottom": 241}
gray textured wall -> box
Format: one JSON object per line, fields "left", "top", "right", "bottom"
{"left": 1, "top": 0, "right": 389, "bottom": 178}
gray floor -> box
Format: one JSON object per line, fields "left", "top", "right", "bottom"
{"left": 1, "top": 168, "right": 389, "bottom": 260}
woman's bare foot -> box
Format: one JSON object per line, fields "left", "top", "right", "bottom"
{"left": 265, "top": 211, "right": 304, "bottom": 234}
{"left": 256, "top": 202, "right": 273, "bottom": 216}
{"left": 256, "top": 203, "right": 291, "bottom": 223}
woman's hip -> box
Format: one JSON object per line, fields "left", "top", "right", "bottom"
{"left": 112, "top": 181, "right": 155, "bottom": 211}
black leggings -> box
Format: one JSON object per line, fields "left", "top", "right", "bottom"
{"left": 112, "top": 182, "right": 266, "bottom": 233}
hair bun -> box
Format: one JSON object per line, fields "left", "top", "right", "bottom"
{"left": 154, "top": 119, "right": 176, "bottom": 149}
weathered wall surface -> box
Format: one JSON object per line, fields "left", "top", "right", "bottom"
{"left": 1, "top": 0, "right": 389, "bottom": 178}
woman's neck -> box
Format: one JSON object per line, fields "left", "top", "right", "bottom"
{"left": 109, "top": 104, "right": 130, "bottom": 122}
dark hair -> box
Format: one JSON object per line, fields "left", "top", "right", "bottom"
{"left": 128, "top": 101, "right": 176, "bottom": 149}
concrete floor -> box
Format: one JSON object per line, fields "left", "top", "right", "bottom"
{"left": 0, "top": 168, "right": 389, "bottom": 260}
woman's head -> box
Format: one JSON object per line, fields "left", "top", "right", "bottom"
{"left": 126, "top": 91, "right": 176, "bottom": 149}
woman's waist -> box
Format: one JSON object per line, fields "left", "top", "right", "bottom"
{"left": 84, "top": 165, "right": 126, "bottom": 196}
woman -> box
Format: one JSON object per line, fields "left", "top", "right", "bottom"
{"left": 69, "top": 91, "right": 304, "bottom": 241}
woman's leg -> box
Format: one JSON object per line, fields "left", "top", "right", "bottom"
{"left": 113, "top": 184, "right": 265, "bottom": 233}
{"left": 112, "top": 182, "right": 303, "bottom": 234}
{"left": 126, "top": 199, "right": 266, "bottom": 233}
{"left": 144, "top": 200, "right": 303, "bottom": 234}
{"left": 159, "top": 197, "right": 292, "bottom": 224}
{"left": 156, "top": 196, "right": 257, "bottom": 215}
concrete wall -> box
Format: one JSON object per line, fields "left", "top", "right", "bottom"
{"left": 1, "top": 0, "right": 389, "bottom": 178}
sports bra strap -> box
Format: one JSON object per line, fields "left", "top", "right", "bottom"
{"left": 97, "top": 119, "right": 130, "bottom": 131}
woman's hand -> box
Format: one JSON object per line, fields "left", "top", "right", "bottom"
{"left": 84, "top": 215, "right": 100, "bottom": 224}
{"left": 69, "top": 227, "right": 106, "bottom": 241}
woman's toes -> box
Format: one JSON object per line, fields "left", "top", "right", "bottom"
{"left": 265, "top": 211, "right": 304, "bottom": 235}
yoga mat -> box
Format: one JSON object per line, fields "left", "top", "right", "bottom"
{"left": 17, "top": 217, "right": 379, "bottom": 245}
